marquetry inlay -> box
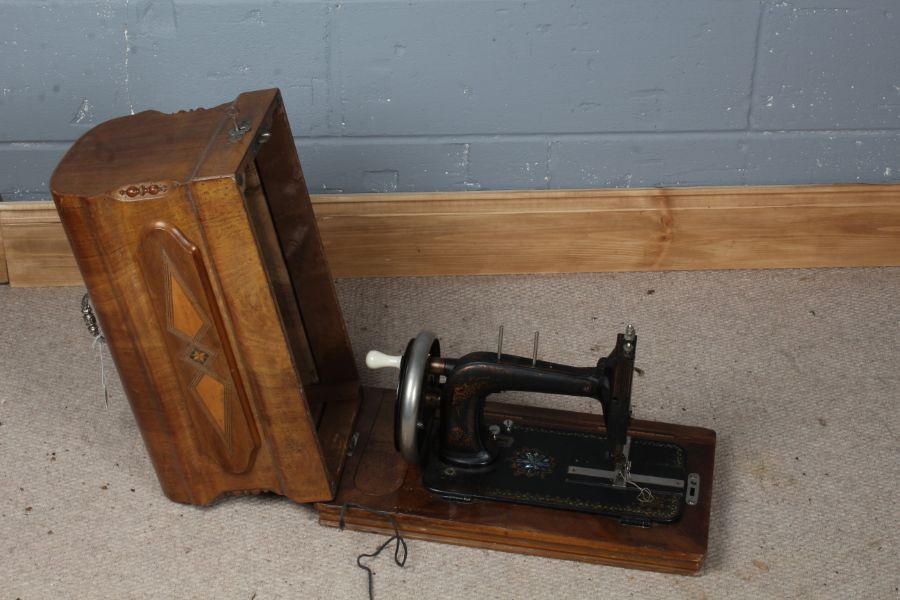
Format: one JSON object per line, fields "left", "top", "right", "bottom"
{"left": 118, "top": 183, "right": 168, "bottom": 198}
{"left": 189, "top": 348, "right": 209, "bottom": 364}
{"left": 140, "top": 223, "right": 260, "bottom": 473}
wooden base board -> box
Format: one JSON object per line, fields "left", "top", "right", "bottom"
{"left": 3, "top": 184, "right": 900, "bottom": 286}
{"left": 317, "top": 388, "right": 716, "bottom": 575}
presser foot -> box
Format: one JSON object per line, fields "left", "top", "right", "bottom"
{"left": 611, "top": 437, "right": 634, "bottom": 488}
{"left": 611, "top": 460, "right": 631, "bottom": 488}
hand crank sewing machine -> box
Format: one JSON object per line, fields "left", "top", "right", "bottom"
{"left": 51, "top": 89, "right": 716, "bottom": 574}
{"left": 365, "top": 327, "right": 698, "bottom": 524}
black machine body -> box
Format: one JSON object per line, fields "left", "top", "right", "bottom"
{"left": 366, "top": 327, "right": 691, "bottom": 524}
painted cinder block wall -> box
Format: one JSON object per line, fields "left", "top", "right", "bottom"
{"left": 2, "top": 0, "right": 899, "bottom": 199}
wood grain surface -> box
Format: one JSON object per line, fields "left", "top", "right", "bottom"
{"left": 314, "top": 184, "right": 900, "bottom": 276}
{"left": 49, "top": 89, "right": 360, "bottom": 505}
{"left": 3, "top": 183, "right": 900, "bottom": 286}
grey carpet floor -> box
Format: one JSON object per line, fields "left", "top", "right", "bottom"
{"left": 1, "top": 268, "right": 898, "bottom": 599}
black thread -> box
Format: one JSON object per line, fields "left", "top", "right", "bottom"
{"left": 339, "top": 503, "right": 408, "bottom": 600}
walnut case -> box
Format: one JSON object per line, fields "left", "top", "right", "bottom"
{"left": 51, "top": 89, "right": 360, "bottom": 505}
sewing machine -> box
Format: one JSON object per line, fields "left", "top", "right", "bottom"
{"left": 365, "top": 328, "right": 697, "bottom": 525}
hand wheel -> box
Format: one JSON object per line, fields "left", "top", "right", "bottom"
{"left": 366, "top": 331, "right": 441, "bottom": 464}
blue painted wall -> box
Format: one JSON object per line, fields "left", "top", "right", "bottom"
{"left": 2, "top": 0, "right": 899, "bottom": 199}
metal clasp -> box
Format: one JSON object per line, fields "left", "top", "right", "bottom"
{"left": 226, "top": 108, "right": 251, "bottom": 142}
{"left": 685, "top": 472, "right": 701, "bottom": 505}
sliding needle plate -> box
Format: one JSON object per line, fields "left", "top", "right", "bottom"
{"left": 422, "top": 423, "right": 689, "bottom": 524}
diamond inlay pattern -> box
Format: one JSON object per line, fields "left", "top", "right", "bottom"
{"left": 169, "top": 275, "right": 204, "bottom": 338}
{"left": 194, "top": 374, "right": 227, "bottom": 433}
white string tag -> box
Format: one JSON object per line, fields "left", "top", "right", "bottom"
{"left": 91, "top": 334, "right": 109, "bottom": 407}
{"left": 82, "top": 293, "right": 109, "bottom": 407}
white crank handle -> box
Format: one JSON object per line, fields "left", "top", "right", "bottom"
{"left": 366, "top": 350, "right": 403, "bottom": 370}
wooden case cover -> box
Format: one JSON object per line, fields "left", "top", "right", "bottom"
{"left": 50, "top": 89, "right": 361, "bottom": 505}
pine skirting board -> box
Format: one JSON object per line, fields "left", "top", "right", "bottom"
{"left": 1, "top": 184, "right": 900, "bottom": 287}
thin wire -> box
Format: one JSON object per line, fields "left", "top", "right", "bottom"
{"left": 626, "top": 477, "right": 654, "bottom": 503}
{"left": 616, "top": 457, "right": 654, "bottom": 503}
{"left": 339, "top": 503, "right": 408, "bottom": 600}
